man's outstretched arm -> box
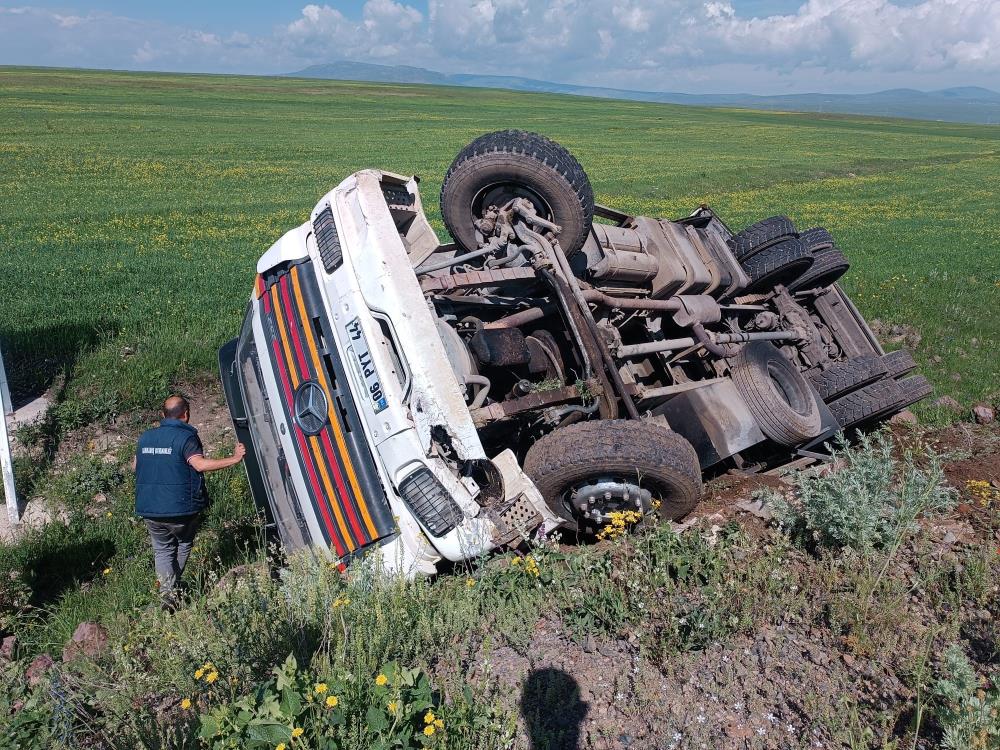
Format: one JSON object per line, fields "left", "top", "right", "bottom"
{"left": 188, "top": 443, "right": 245, "bottom": 473}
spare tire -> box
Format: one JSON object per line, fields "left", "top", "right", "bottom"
{"left": 740, "top": 237, "right": 815, "bottom": 293}
{"left": 730, "top": 216, "right": 797, "bottom": 260}
{"left": 731, "top": 341, "right": 823, "bottom": 446}
{"left": 441, "top": 130, "right": 594, "bottom": 255}
{"left": 522, "top": 420, "right": 701, "bottom": 532}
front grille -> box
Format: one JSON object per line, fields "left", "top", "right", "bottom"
{"left": 313, "top": 206, "right": 343, "bottom": 273}
{"left": 397, "top": 468, "right": 463, "bottom": 537}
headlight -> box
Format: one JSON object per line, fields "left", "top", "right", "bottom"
{"left": 397, "top": 468, "right": 463, "bottom": 537}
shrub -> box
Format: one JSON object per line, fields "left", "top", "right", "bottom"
{"left": 770, "top": 432, "right": 956, "bottom": 552}
{"left": 932, "top": 644, "right": 1000, "bottom": 750}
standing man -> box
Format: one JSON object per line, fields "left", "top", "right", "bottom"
{"left": 134, "top": 395, "right": 245, "bottom": 607}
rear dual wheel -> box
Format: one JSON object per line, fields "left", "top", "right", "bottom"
{"left": 827, "top": 374, "right": 932, "bottom": 429}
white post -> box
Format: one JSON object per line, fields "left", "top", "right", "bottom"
{"left": 0, "top": 343, "right": 20, "bottom": 525}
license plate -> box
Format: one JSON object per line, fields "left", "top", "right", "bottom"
{"left": 345, "top": 317, "right": 388, "bottom": 414}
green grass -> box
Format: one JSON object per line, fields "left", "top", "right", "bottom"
{"left": 2, "top": 431, "right": 997, "bottom": 749}
{"left": 1, "top": 66, "right": 998, "bottom": 421}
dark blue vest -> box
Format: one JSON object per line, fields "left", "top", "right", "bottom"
{"left": 135, "top": 419, "right": 206, "bottom": 518}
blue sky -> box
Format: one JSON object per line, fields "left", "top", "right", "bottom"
{"left": 2, "top": 1, "right": 998, "bottom": 94}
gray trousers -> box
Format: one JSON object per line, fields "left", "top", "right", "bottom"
{"left": 144, "top": 515, "right": 201, "bottom": 594}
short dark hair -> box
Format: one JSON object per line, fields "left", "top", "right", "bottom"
{"left": 162, "top": 395, "right": 190, "bottom": 420}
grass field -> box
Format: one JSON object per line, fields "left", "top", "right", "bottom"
{"left": 1, "top": 67, "right": 999, "bottom": 750}
{"left": 1, "top": 66, "right": 999, "bottom": 421}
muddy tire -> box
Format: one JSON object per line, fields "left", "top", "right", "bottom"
{"left": 799, "top": 227, "right": 835, "bottom": 253}
{"left": 827, "top": 378, "right": 905, "bottom": 428}
{"left": 740, "top": 238, "right": 815, "bottom": 294}
{"left": 809, "top": 353, "right": 888, "bottom": 401}
{"left": 730, "top": 216, "right": 797, "bottom": 260}
{"left": 522, "top": 420, "right": 702, "bottom": 532}
{"left": 789, "top": 247, "right": 850, "bottom": 292}
{"left": 731, "top": 341, "right": 823, "bottom": 445}
{"left": 441, "top": 130, "right": 594, "bottom": 255}
{"left": 883, "top": 349, "right": 917, "bottom": 378}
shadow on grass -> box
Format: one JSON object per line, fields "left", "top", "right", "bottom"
{"left": 2, "top": 321, "right": 115, "bottom": 410}
{"left": 22, "top": 535, "right": 118, "bottom": 609}
{"left": 521, "top": 668, "right": 588, "bottom": 750}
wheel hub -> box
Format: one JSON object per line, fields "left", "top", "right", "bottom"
{"left": 569, "top": 477, "right": 652, "bottom": 524}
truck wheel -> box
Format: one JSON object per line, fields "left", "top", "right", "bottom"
{"left": 731, "top": 341, "right": 823, "bottom": 445}
{"left": 522, "top": 420, "right": 702, "bottom": 532}
{"left": 740, "top": 238, "right": 815, "bottom": 294}
{"left": 799, "top": 227, "right": 835, "bottom": 253}
{"left": 441, "top": 130, "right": 594, "bottom": 255}
{"left": 897, "top": 375, "right": 933, "bottom": 407}
{"left": 730, "top": 216, "right": 797, "bottom": 260}
{"left": 883, "top": 349, "right": 917, "bottom": 378}
{"left": 827, "top": 378, "right": 904, "bottom": 428}
{"left": 788, "top": 246, "right": 850, "bottom": 292}
{"left": 809, "top": 353, "right": 888, "bottom": 401}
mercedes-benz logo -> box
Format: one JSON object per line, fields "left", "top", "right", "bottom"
{"left": 293, "top": 380, "right": 329, "bottom": 435}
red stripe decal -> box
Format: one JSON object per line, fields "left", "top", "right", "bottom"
{"left": 270, "top": 337, "right": 345, "bottom": 557}
{"left": 279, "top": 276, "right": 311, "bottom": 381}
{"left": 318, "top": 429, "right": 361, "bottom": 539}
{"left": 278, "top": 276, "right": 367, "bottom": 545}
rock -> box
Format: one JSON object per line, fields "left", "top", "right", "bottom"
{"left": 890, "top": 410, "right": 918, "bottom": 425}
{"left": 725, "top": 723, "right": 753, "bottom": 740}
{"left": 0, "top": 635, "right": 16, "bottom": 662}
{"left": 951, "top": 373, "right": 962, "bottom": 382}
{"left": 933, "top": 396, "right": 961, "bottom": 411}
{"left": 931, "top": 355, "right": 942, "bottom": 364}
{"left": 972, "top": 404, "right": 995, "bottom": 425}
{"left": 583, "top": 635, "right": 596, "bottom": 654}
{"left": 842, "top": 653, "right": 855, "bottom": 668}
{"left": 62, "top": 621, "right": 109, "bottom": 662}
{"left": 25, "top": 653, "right": 54, "bottom": 686}
{"left": 213, "top": 563, "right": 260, "bottom": 592}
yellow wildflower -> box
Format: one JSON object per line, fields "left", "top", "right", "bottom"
{"left": 205, "top": 672, "right": 219, "bottom": 684}
{"left": 387, "top": 700, "right": 398, "bottom": 712}
{"left": 325, "top": 695, "right": 339, "bottom": 708}
{"left": 276, "top": 744, "right": 286, "bottom": 750}
{"left": 180, "top": 698, "right": 192, "bottom": 710}
{"left": 106, "top": 511, "right": 113, "bottom": 518}
{"left": 102, "top": 568, "right": 112, "bottom": 576}
{"left": 424, "top": 711, "right": 436, "bottom": 724}
{"left": 291, "top": 727, "right": 304, "bottom": 738}
{"left": 194, "top": 668, "right": 205, "bottom": 680}
{"left": 423, "top": 725, "right": 436, "bottom": 736}
{"left": 375, "top": 673, "right": 388, "bottom": 686}
{"left": 314, "top": 683, "right": 328, "bottom": 694}
{"left": 466, "top": 578, "right": 475, "bottom": 588}
{"left": 434, "top": 719, "right": 444, "bottom": 729}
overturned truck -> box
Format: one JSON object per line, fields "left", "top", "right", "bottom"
{"left": 220, "top": 130, "right": 930, "bottom": 575}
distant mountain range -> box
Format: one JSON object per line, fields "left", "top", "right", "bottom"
{"left": 285, "top": 61, "right": 1000, "bottom": 125}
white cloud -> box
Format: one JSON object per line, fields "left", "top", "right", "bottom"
{"left": 0, "top": 0, "right": 998, "bottom": 92}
